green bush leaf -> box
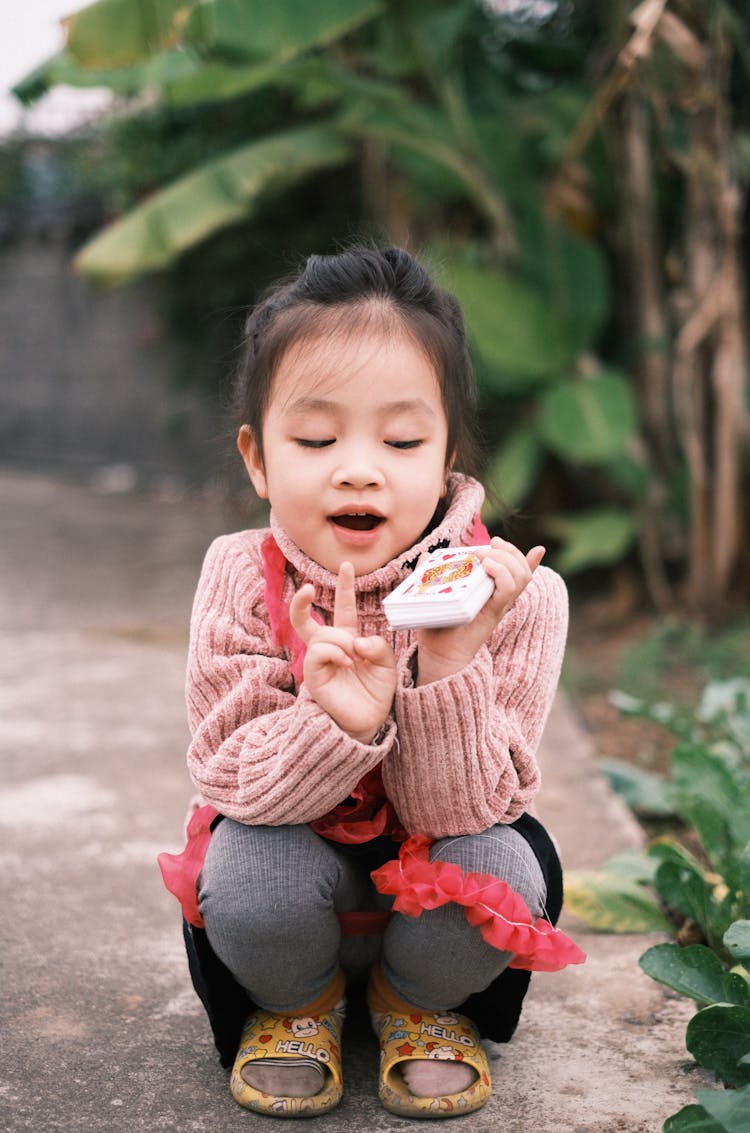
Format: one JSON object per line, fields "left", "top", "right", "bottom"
{"left": 564, "top": 871, "right": 671, "bottom": 932}
{"left": 440, "top": 263, "right": 572, "bottom": 388}
{"left": 686, "top": 1004, "right": 750, "bottom": 1087}
{"left": 696, "top": 1084, "right": 750, "bottom": 1131}
{"left": 653, "top": 859, "right": 715, "bottom": 938}
{"left": 672, "top": 744, "right": 750, "bottom": 869}
{"left": 663, "top": 1104, "right": 729, "bottom": 1132}
{"left": 73, "top": 126, "right": 352, "bottom": 282}
{"left": 520, "top": 213, "right": 609, "bottom": 356}
{"left": 546, "top": 508, "right": 637, "bottom": 574}
{"left": 598, "top": 850, "right": 659, "bottom": 884}
{"left": 537, "top": 371, "right": 638, "bottom": 463}
{"left": 639, "top": 943, "right": 750, "bottom": 1007}
{"left": 484, "top": 425, "right": 543, "bottom": 514}
{"left": 725, "top": 922, "right": 750, "bottom": 963}
{"left": 600, "top": 758, "right": 676, "bottom": 817}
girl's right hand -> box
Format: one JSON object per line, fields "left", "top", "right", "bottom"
{"left": 289, "top": 562, "right": 396, "bottom": 744}
{"left": 414, "top": 538, "right": 545, "bottom": 686}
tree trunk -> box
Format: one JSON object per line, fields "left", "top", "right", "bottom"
{"left": 671, "top": 8, "right": 748, "bottom": 616}
{"left": 614, "top": 91, "right": 675, "bottom": 609}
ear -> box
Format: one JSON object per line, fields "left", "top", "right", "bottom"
{"left": 442, "top": 449, "right": 456, "bottom": 496}
{"left": 237, "top": 425, "right": 268, "bottom": 499}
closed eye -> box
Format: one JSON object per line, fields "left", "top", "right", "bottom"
{"left": 295, "top": 438, "right": 335, "bottom": 448}
{"left": 386, "top": 439, "right": 423, "bottom": 450}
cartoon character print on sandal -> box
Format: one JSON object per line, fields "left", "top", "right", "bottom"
{"left": 230, "top": 1005, "right": 344, "bottom": 1117}
{"left": 375, "top": 1008, "right": 492, "bottom": 1118}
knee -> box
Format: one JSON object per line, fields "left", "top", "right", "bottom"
{"left": 198, "top": 821, "right": 339, "bottom": 940}
{"left": 431, "top": 826, "right": 546, "bottom": 916}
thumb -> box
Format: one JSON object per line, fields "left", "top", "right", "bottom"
{"left": 526, "top": 545, "right": 546, "bottom": 572}
{"left": 289, "top": 583, "right": 316, "bottom": 642}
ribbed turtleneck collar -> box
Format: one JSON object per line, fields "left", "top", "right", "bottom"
{"left": 269, "top": 473, "right": 486, "bottom": 616}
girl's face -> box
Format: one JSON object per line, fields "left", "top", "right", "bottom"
{"left": 239, "top": 327, "right": 451, "bottom": 576}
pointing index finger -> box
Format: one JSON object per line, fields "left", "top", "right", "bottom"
{"left": 333, "top": 561, "right": 358, "bottom": 634}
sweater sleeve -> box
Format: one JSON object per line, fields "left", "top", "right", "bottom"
{"left": 383, "top": 565, "right": 568, "bottom": 838}
{"left": 185, "top": 535, "right": 395, "bottom": 825}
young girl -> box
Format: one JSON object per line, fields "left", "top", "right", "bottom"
{"left": 159, "top": 246, "right": 584, "bottom": 1119}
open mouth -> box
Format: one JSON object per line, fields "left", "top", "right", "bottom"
{"left": 329, "top": 513, "right": 385, "bottom": 532}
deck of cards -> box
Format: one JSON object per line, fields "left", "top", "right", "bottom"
{"left": 383, "top": 546, "right": 495, "bottom": 630}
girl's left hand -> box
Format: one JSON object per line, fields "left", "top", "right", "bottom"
{"left": 289, "top": 561, "right": 397, "bottom": 744}
{"left": 414, "top": 538, "right": 546, "bottom": 686}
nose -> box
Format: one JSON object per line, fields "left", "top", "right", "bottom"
{"left": 331, "top": 442, "right": 385, "bottom": 489}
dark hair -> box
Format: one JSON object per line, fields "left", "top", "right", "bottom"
{"left": 235, "top": 246, "right": 480, "bottom": 475}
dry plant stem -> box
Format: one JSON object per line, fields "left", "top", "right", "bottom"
{"left": 672, "top": 12, "right": 748, "bottom": 615}
{"left": 561, "top": 0, "right": 668, "bottom": 168}
{"left": 616, "top": 93, "right": 674, "bottom": 610}
{"left": 619, "top": 94, "right": 673, "bottom": 469}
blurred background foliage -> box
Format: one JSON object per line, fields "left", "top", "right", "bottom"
{"left": 9, "top": 0, "right": 750, "bottom": 619}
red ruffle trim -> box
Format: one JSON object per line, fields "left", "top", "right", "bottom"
{"left": 157, "top": 803, "right": 219, "bottom": 928}
{"left": 310, "top": 764, "right": 406, "bottom": 845}
{"left": 371, "top": 834, "right": 587, "bottom": 973}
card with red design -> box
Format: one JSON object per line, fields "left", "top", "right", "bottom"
{"left": 383, "top": 546, "right": 495, "bottom": 629}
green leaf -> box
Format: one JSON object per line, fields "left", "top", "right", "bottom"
{"left": 65, "top": 0, "right": 191, "bottom": 69}
{"left": 602, "top": 452, "right": 651, "bottom": 502}
{"left": 653, "top": 859, "right": 715, "bottom": 938}
{"left": 520, "top": 213, "right": 609, "bottom": 356}
{"left": 600, "top": 758, "right": 676, "bottom": 817}
{"left": 696, "top": 1084, "right": 750, "bottom": 1132}
{"left": 663, "top": 1103, "right": 730, "bottom": 1132}
{"left": 563, "top": 871, "right": 671, "bottom": 932}
{"left": 686, "top": 1004, "right": 750, "bottom": 1087}
{"left": 163, "top": 55, "right": 335, "bottom": 107}
{"left": 185, "top": 0, "right": 383, "bottom": 64}
{"left": 537, "top": 371, "right": 638, "bottom": 463}
{"left": 546, "top": 508, "right": 637, "bottom": 574}
{"left": 484, "top": 425, "right": 543, "bottom": 514}
{"left": 599, "top": 850, "right": 659, "bottom": 884}
{"left": 73, "top": 126, "right": 352, "bottom": 283}
{"left": 742, "top": 843, "right": 750, "bottom": 912}
{"left": 639, "top": 943, "right": 750, "bottom": 1007}
{"left": 12, "top": 48, "right": 162, "bottom": 101}
{"left": 672, "top": 744, "right": 750, "bottom": 865}
{"left": 725, "top": 922, "right": 750, "bottom": 963}
{"left": 440, "top": 263, "right": 572, "bottom": 388}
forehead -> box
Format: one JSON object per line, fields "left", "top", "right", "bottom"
{"left": 269, "top": 323, "right": 443, "bottom": 411}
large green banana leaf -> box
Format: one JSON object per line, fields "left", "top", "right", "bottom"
{"left": 64, "top": 0, "right": 192, "bottom": 69}
{"left": 74, "top": 125, "right": 352, "bottom": 282}
{"left": 13, "top": 46, "right": 197, "bottom": 103}
{"left": 184, "top": 0, "right": 383, "bottom": 64}
{"left": 61, "top": 0, "right": 382, "bottom": 71}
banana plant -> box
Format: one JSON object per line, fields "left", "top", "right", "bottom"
{"left": 14, "top": 0, "right": 641, "bottom": 572}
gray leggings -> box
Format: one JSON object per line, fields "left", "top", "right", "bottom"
{"left": 198, "top": 820, "right": 546, "bottom": 1015}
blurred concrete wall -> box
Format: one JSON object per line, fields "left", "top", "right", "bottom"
{"left": 0, "top": 215, "right": 229, "bottom": 490}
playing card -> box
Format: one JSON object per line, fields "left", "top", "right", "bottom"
{"left": 383, "top": 546, "right": 495, "bottom": 629}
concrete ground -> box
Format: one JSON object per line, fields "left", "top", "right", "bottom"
{"left": 0, "top": 468, "right": 711, "bottom": 1132}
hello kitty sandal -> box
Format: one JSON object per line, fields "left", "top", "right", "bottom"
{"left": 374, "top": 1007, "right": 492, "bottom": 1118}
{"left": 230, "top": 1005, "right": 344, "bottom": 1117}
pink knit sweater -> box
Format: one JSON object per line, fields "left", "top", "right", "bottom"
{"left": 185, "top": 474, "right": 568, "bottom": 840}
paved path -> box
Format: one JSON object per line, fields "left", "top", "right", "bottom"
{"left": 0, "top": 470, "right": 708, "bottom": 1132}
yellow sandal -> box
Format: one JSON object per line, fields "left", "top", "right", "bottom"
{"left": 374, "top": 1007, "right": 492, "bottom": 1118}
{"left": 230, "top": 1006, "right": 344, "bottom": 1117}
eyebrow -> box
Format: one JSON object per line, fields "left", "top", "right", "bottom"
{"left": 284, "top": 396, "right": 437, "bottom": 418}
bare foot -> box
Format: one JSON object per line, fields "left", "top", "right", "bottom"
{"left": 241, "top": 1060, "right": 325, "bottom": 1098}
{"left": 400, "top": 1058, "right": 477, "bottom": 1098}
